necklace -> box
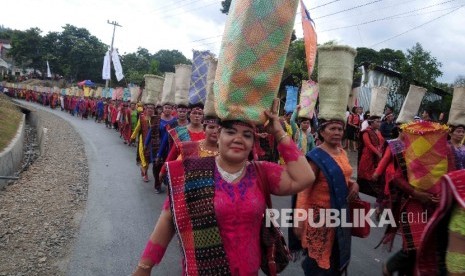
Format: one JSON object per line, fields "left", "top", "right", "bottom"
{"left": 199, "top": 140, "right": 219, "bottom": 156}
{"left": 216, "top": 161, "right": 246, "bottom": 183}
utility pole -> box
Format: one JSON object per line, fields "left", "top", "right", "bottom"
{"left": 105, "top": 20, "right": 122, "bottom": 89}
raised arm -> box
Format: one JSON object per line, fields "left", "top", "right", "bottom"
{"left": 262, "top": 100, "right": 315, "bottom": 196}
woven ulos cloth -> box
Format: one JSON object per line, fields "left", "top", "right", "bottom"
{"left": 214, "top": 0, "right": 299, "bottom": 124}
{"left": 401, "top": 121, "right": 449, "bottom": 192}
{"left": 189, "top": 50, "right": 213, "bottom": 105}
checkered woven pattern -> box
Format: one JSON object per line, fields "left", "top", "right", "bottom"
{"left": 214, "top": 0, "right": 299, "bottom": 124}
{"left": 402, "top": 121, "right": 449, "bottom": 191}
{"left": 189, "top": 50, "right": 213, "bottom": 105}
{"left": 298, "top": 80, "right": 318, "bottom": 119}
{"left": 123, "top": 88, "right": 131, "bottom": 102}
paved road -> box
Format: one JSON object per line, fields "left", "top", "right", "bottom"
{"left": 18, "top": 100, "right": 399, "bottom": 275}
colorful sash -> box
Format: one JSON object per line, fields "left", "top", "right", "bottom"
{"left": 168, "top": 125, "right": 191, "bottom": 149}
{"left": 387, "top": 139, "right": 408, "bottom": 180}
{"left": 307, "top": 148, "right": 351, "bottom": 271}
{"left": 167, "top": 157, "right": 231, "bottom": 275}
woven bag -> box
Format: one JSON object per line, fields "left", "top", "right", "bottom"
{"left": 401, "top": 121, "right": 449, "bottom": 191}
{"left": 448, "top": 86, "right": 465, "bottom": 127}
{"left": 161, "top": 72, "right": 176, "bottom": 105}
{"left": 214, "top": 0, "right": 299, "bottom": 124}
{"left": 396, "top": 85, "right": 426, "bottom": 124}
{"left": 317, "top": 45, "right": 357, "bottom": 122}
{"left": 174, "top": 64, "right": 192, "bottom": 106}
{"left": 129, "top": 86, "right": 141, "bottom": 103}
{"left": 189, "top": 50, "right": 213, "bottom": 105}
{"left": 369, "top": 86, "right": 389, "bottom": 117}
{"left": 298, "top": 80, "right": 318, "bottom": 119}
{"left": 144, "top": 74, "right": 164, "bottom": 105}
{"left": 204, "top": 57, "right": 218, "bottom": 117}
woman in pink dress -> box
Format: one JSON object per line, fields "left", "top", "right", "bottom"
{"left": 133, "top": 99, "right": 316, "bottom": 275}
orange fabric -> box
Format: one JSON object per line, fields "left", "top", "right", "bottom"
{"left": 296, "top": 149, "right": 352, "bottom": 269}
{"left": 301, "top": 0, "right": 317, "bottom": 76}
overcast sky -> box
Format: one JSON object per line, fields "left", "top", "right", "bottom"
{"left": 2, "top": 0, "right": 464, "bottom": 84}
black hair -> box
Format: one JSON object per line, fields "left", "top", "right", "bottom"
{"left": 219, "top": 120, "right": 254, "bottom": 130}
{"left": 176, "top": 104, "right": 188, "bottom": 109}
{"left": 317, "top": 118, "right": 345, "bottom": 142}
{"left": 188, "top": 103, "right": 204, "bottom": 110}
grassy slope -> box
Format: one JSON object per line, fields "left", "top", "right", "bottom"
{"left": 0, "top": 94, "right": 22, "bottom": 152}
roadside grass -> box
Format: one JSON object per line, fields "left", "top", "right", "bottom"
{"left": 0, "top": 94, "right": 22, "bottom": 152}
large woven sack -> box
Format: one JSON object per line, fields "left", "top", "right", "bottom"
{"left": 161, "top": 72, "right": 176, "bottom": 105}
{"left": 448, "top": 86, "right": 465, "bottom": 127}
{"left": 130, "top": 86, "right": 141, "bottom": 103}
{"left": 115, "top": 87, "right": 124, "bottom": 100}
{"left": 298, "top": 80, "right": 318, "bottom": 119}
{"left": 214, "top": 0, "right": 299, "bottom": 124}
{"left": 369, "top": 86, "right": 389, "bottom": 117}
{"left": 401, "top": 121, "right": 449, "bottom": 192}
{"left": 396, "top": 85, "right": 426, "bottom": 124}
{"left": 317, "top": 45, "right": 357, "bottom": 122}
{"left": 144, "top": 74, "right": 164, "bottom": 105}
{"left": 204, "top": 57, "right": 218, "bottom": 117}
{"left": 83, "top": 86, "right": 91, "bottom": 97}
{"left": 189, "top": 50, "right": 213, "bottom": 105}
{"left": 284, "top": 85, "right": 298, "bottom": 113}
{"left": 174, "top": 64, "right": 192, "bottom": 106}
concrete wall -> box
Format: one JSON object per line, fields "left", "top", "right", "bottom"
{"left": 28, "top": 109, "right": 47, "bottom": 156}
{"left": 0, "top": 114, "right": 25, "bottom": 189}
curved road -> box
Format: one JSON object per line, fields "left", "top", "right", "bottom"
{"left": 18, "top": 100, "right": 398, "bottom": 276}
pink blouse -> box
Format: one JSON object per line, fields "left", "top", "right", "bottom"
{"left": 214, "top": 161, "right": 282, "bottom": 275}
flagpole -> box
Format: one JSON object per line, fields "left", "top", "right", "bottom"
{"left": 105, "top": 20, "right": 122, "bottom": 89}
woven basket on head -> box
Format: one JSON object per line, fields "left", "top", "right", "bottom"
{"left": 174, "top": 64, "right": 192, "bottom": 106}
{"left": 144, "top": 74, "right": 164, "bottom": 105}
{"left": 317, "top": 45, "right": 357, "bottom": 122}
{"left": 161, "top": 72, "right": 176, "bottom": 105}
{"left": 298, "top": 80, "right": 318, "bottom": 119}
{"left": 189, "top": 50, "right": 213, "bottom": 105}
{"left": 396, "top": 85, "right": 426, "bottom": 124}
{"left": 130, "top": 86, "right": 141, "bottom": 103}
{"left": 95, "top": 87, "right": 103, "bottom": 98}
{"left": 370, "top": 86, "right": 389, "bottom": 117}
{"left": 448, "top": 86, "right": 465, "bottom": 127}
{"left": 214, "top": 0, "right": 299, "bottom": 124}
{"left": 204, "top": 56, "right": 218, "bottom": 117}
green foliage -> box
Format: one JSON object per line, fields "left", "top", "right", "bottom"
{"left": 0, "top": 26, "right": 14, "bottom": 39}
{"left": 153, "top": 49, "right": 191, "bottom": 73}
{"left": 220, "top": 0, "right": 232, "bottom": 14}
{"left": 8, "top": 28, "right": 43, "bottom": 71}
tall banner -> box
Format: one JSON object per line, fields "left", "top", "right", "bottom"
{"left": 301, "top": 0, "right": 317, "bottom": 77}
{"left": 46, "top": 61, "right": 52, "bottom": 78}
{"left": 102, "top": 51, "right": 111, "bottom": 80}
{"left": 112, "top": 49, "right": 124, "bottom": 81}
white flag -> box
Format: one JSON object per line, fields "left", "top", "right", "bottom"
{"left": 46, "top": 61, "right": 52, "bottom": 78}
{"left": 102, "top": 51, "right": 111, "bottom": 80}
{"left": 111, "top": 49, "right": 124, "bottom": 81}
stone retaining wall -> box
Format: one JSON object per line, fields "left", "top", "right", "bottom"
{"left": 0, "top": 114, "right": 25, "bottom": 189}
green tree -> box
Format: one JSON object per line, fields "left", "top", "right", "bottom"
{"left": 378, "top": 48, "right": 405, "bottom": 71}
{"left": 153, "top": 49, "right": 191, "bottom": 73}
{"left": 8, "top": 28, "right": 44, "bottom": 73}
{"left": 121, "top": 47, "right": 160, "bottom": 84}
{"left": 220, "top": 0, "right": 232, "bottom": 14}
{"left": 54, "top": 24, "right": 108, "bottom": 83}
{"left": 401, "top": 42, "right": 442, "bottom": 89}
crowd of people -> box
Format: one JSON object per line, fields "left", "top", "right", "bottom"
{"left": 3, "top": 83, "right": 464, "bottom": 276}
